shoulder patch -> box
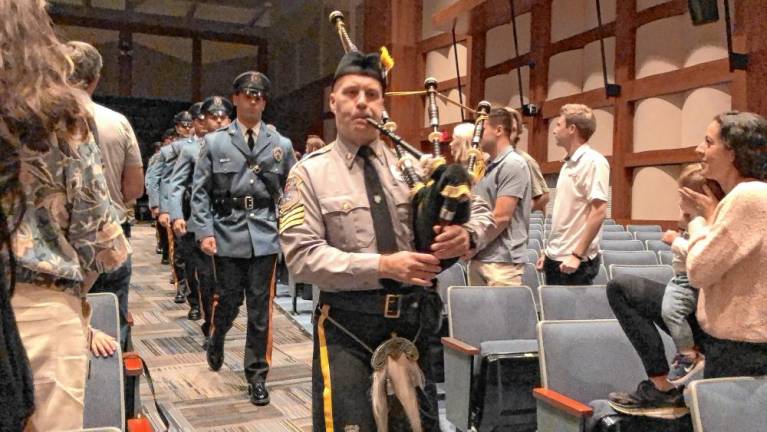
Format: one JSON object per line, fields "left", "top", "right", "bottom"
{"left": 279, "top": 175, "right": 304, "bottom": 234}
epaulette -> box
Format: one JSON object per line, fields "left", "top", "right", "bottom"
{"left": 305, "top": 142, "right": 334, "bottom": 160}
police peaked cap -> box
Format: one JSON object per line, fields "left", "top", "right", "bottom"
{"left": 233, "top": 71, "right": 271, "bottom": 97}
{"left": 333, "top": 51, "right": 386, "bottom": 89}
{"left": 201, "top": 96, "right": 234, "bottom": 117}
{"left": 162, "top": 128, "right": 177, "bottom": 141}
{"left": 173, "top": 111, "right": 193, "bottom": 125}
{"left": 189, "top": 102, "right": 204, "bottom": 120}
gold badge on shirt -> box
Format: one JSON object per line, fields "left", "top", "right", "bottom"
{"left": 273, "top": 147, "right": 284, "bottom": 162}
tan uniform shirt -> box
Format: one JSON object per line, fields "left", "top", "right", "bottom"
{"left": 279, "top": 137, "right": 494, "bottom": 292}
{"left": 517, "top": 149, "right": 549, "bottom": 199}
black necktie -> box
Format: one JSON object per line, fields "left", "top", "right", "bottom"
{"left": 247, "top": 129, "right": 255, "bottom": 151}
{"left": 357, "top": 146, "right": 398, "bottom": 254}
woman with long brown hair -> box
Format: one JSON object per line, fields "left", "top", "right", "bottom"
{"left": 0, "top": 1, "right": 130, "bottom": 430}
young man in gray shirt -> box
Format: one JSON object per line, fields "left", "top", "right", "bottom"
{"left": 468, "top": 107, "right": 532, "bottom": 286}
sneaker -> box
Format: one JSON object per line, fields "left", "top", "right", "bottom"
{"left": 608, "top": 380, "right": 689, "bottom": 419}
{"left": 668, "top": 353, "right": 704, "bottom": 385}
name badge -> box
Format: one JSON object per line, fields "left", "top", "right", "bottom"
{"left": 219, "top": 158, "right": 231, "bottom": 163}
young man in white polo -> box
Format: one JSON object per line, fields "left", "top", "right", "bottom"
{"left": 537, "top": 104, "right": 609, "bottom": 285}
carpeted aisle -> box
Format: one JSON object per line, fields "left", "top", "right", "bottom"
{"left": 128, "top": 224, "right": 313, "bottom": 431}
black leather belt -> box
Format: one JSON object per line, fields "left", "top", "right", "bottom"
{"left": 214, "top": 195, "right": 272, "bottom": 210}
{"left": 319, "top": 290, "right": 421, "bottom": 319}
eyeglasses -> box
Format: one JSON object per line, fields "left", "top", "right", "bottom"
{"left": 178, "top": 122, "right": 193, "bottom": 129}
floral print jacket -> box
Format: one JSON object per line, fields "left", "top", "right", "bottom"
{"left": 11, "top": 126, "right": 130, "bottom": 295}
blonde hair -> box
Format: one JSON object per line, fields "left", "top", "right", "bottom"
{"left": 449, "top": 122, "right": 474, "bottom": 164}
{"left": 560, "top": 103, "right": 596, "bottom": 141}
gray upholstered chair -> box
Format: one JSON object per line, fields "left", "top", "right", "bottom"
{"left": 529, "top": 230, "right": 543, "bottom": 247}
{"left": 84, "top": 293, "right": 125, "bottom": 431}
{"left": 601, "top": 224, "right": 626, "bottom": 232}
{"left": 602, "top": 218, "right": 617, "bottom": 225}
{"left": 535, "top": 320, "right": 675, "bottom": 432}
{"left": 600, "top": 239, "right": 646, "bottom": 251}
{"left": 529, "top": 223, "right": 544, "bottom": 233}
{"left": 538, "top": 285, "right": 613, "bottom": 321}
{"left": 634, "top": 231, "right": 663, "bottom": 241}
{"left": 528, "top": 238, "right": 542, "bottom": 252}
{"left": 527, "top": 248, "right": 540, "bottom": 264}
{"left": 609, "top": 264, "right": 675, "bottom": 284}
{"left": 602, "top": 250, "right": 659, "bottom": 269}
{"left": 593, "top": 264, "right": 609, "bottom": 285}
{"left": 627, "top": 224, "right": 662, "bottom": 233}
{"left": 646, "top": 239, "right": 673, "bottom": 252}
{"left": 601, "top": 231, "right": 634, "bottom": 241}
{"left": 443, "top": 286, "right": 539, "bottom": 431}
{"left": 522, "top": 263, "right": 541, "bottom": 296}
{"left": 658, "top": 250, "right": 674, "bottom": 266}
{"left": 435, "top": 261, "right": 467, "bottom": 306}
{"left": 688, "top": 376, "right": 767, "bottom": 432}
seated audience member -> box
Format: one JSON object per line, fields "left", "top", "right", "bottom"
{"left": 607, "top": 111, "right": 767, "bottom": 419}
{"left": 537, "top": 104, "right": 609, "bottom": 285}
{"left": 1, "top": 1, "right": 130, "bottom": 430}
{"left": 303, "top": 134, "right": 326, "bottom": 160}
{"left": 504, "top": 107, "right": 550, "bottom": 214}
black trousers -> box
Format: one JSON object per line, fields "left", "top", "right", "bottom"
{"left": 174, "top": 232, "right": 200, "bottom": 309}
{"left": 312, "top": 305, "right": 440, "bottom": 432}
{"left": 193, "top": 248, "right": 216, "bottom": 337}
{"left": 543, "top": 254, "right": 601, "bottom": 285}
{"left": 157, "top": 223, "right": 168, "bottom": 260}
{"left": 700, "top": 332, "right": 767, "bottom": 378}
{"left": 212, "top": 254, "right": 277, "bottom": 383}
{"left": 90, "top": 258, "right": 133, "bottom": 352}
{"left": 607, "top": 275, "right": 716, "bottom": 377}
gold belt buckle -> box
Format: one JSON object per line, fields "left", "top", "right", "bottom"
{"left": 384, "top": 294, "right": 401, "bottom": 319}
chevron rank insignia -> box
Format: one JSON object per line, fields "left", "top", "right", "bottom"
{"left": 279, "top": 175, "right": 304, "bottom": 233}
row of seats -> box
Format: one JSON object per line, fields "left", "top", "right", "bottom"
{"left": 441, "top": 284, "right": 766, "bottom": 431}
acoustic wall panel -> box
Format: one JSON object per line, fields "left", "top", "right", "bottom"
{"left": 631, "top": 166, "right": 683, "bottom": 220}
{"left": 485, "top": 13, "right": 532, "bottom": 68}
{"left": 425, "top": 43, "right": 468, "bottom": 83}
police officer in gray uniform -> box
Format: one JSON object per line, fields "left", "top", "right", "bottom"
{"left": 157, "top": 110, "right": 194, "bottom": 304}
{"left": 170, "top": 96, "right": 233, "bottom": 342}
{"left": 191, "top": 72, "right": 296, "bottom": 406}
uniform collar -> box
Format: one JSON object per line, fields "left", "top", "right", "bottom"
{"left": 236, "top": 118, "right": 262, "bottom": 141}
{"left": 334, "top": 137, "right": 385, "bottom": 169}
{"left": 564, "top": 143, "right": 590, "bottom": 164}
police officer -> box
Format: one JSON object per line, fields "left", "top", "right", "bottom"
{"left": 170, "top": 96, "right": 233, "bottom": 342}
{"left": 156, "top": 110, "right": 195, "bottom": 304}
{"left": 191, "top": 72, "right": 296, "bottom": 406}
{"left": 279, "top": 52, "right": 494, "bottom": 431}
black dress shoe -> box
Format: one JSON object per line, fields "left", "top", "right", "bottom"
{"left": 156, "top": 246, "right": 163, "bottom": 255}
{"left": 188, "top": 306, "right": 201, "bottom": 321}
{"left": 174, "top": 289, "right": 186, "bottom": 304}
{"left": 202, "top": 336, "right": 210, "bottom": 350}
{"left": 248, "top": 382, "right": 270, "bottom": 406}
{"left": 161, "top": 257, "right": 169, "bottom": 265}
{"left": 206, "top": 338, "right": 224, "bottom": 371}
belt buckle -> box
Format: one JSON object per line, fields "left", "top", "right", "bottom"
{"left": 384, "top": 294, "right": 401, "bottom": 319}
{"left": 244, "top": 196, "right": 254, "bottom": 210}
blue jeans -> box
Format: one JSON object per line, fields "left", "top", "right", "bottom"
{"left": 661, "top": 274, "right": 699, "bottom": 351}
{"left": 90, "top": 257, "right": 132, "bottom": 351}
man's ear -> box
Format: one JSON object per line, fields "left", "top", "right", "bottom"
{"left": 329, "top": 92, "right": 337, "bottom": 115}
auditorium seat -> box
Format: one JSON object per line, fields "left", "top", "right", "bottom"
{"left": 436, "top": 262, "right": 467, "bottom": 306}
{"left": 529, "top": 230, "right": 543, "bottom": 247}
{"left": 602, "top": 250, "right": 659, "bottom": 268}
{"left": 528, "top": 238, "right": 542, "bottom": 252}
{"left": 84, "top": 293, "right": 125, "bottom": 431}
{"left": 527, "top": 248, "right": 540, "bottom": 264}
{"left": 538, "top": 285, "right": 614, "bottom": 321}
{"left": 646, "top": 239, "right": 673, "bottom": 252}
{"left": 658, "top": 250, "right": 674, "bottom": 266}
{"left": 593, "top": 264, "right": 609, "bottom": 285}
{"left": 602, "top": 218, "right": 617, "bottom": 225}
{"left": 688, "top": 376, "right": 767, "bottom": 432}
{"left": 529, "top": 223, "right": 544, "bottom": 233}
{"left": 522, "top": 263, "right": 541, "bottom": 300}
{"left": 443, "top": 286, "right": 539, "bottom": 431}
{"left": 627, "top": 224, "right": 662, "bottom": 233}
{"left": 634, "top": 231, "right": 664, "bottom": 241}
{"left": 601, "top": 231, "right": 634, "bottom": 241}
{"left": 600, "top": 239, "right": 646, "bottom": 251}
{"left": 609, "top": 264, "right": 675, "bottom": 285}
{"left": 601, "top": 224, "right": 627, "bottom": 232}
{"left": 535, "top": 320, "right": 676, "bottom": 432}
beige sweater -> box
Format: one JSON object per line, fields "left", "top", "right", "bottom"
{"left": 687, "top": 181, "right": 767, "bottom": 343}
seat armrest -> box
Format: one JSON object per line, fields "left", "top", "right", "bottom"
{"left": 123, "top": 352, "right": 143, "bottom": 377}
{"left": 441, "top": 336, "right": 479, "bottom": 356}
{"left": 127, "top": 417, "right": 154, "bottom": 432}
{"left": 533, "top": 388, "right": 593, "bottom": 417}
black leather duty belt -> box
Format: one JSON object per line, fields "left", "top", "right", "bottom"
{"left": 319, "top": 291, "right": 421, "bottom": 319}
{"left": 214, "top": 195, "right": 273, "bottom": 210}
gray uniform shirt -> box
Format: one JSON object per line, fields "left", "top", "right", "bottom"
{"left": 279, "top": 138, "right": 495, "bottom": 292}
{"left": 473, "top": 146, "right": 532, "bottom": 264}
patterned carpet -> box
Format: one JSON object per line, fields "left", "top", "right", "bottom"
{"left": 129, "top": 225, "right": 313, "bottom": 431}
